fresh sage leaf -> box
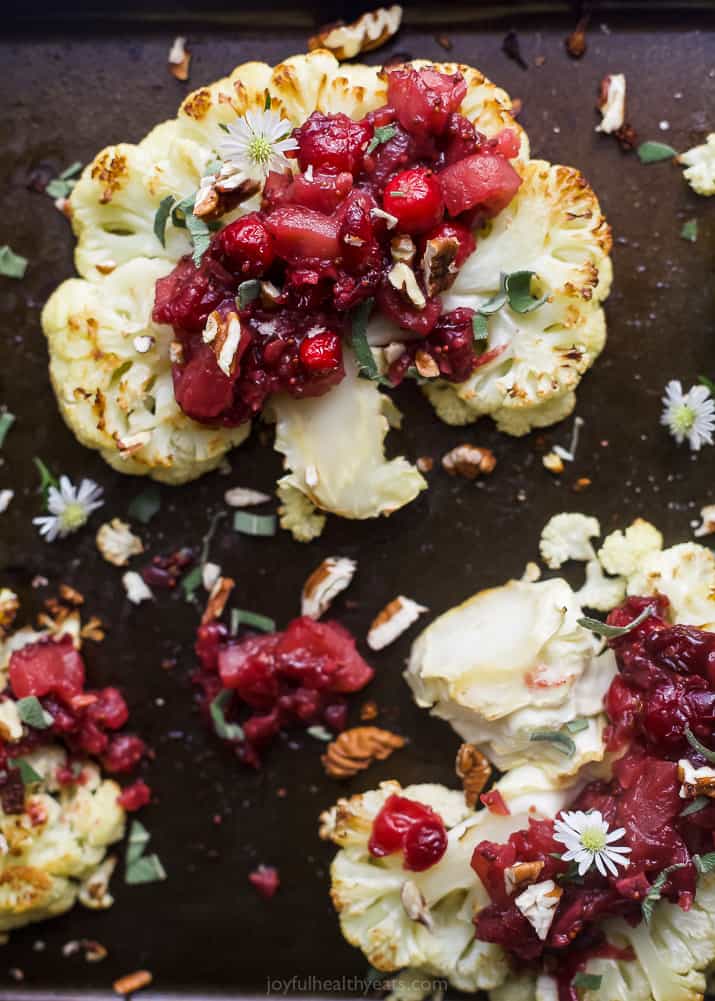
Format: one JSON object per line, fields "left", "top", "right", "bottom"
{"left": 642, "top": 863, "right": 686, "bottom": 924}
{"left": 34, "top": 457, "right": 59, "bottom": 508}
{"left": 58, "top": 161, "right": 83, "bottom": 181}
{"left": 529, "top": 730, "right": 576, "bottom": 757}
{"left": 186, "top": 211, "right": 212, "bottom": 266}
{"left": 472, "top": 313, "right": 489, "bottom": 341}
{"left": 578, "top": 604, "right": 654, "bottom": 639}
{"left": 573, "top": 973, "right": 602, "bottom": 993}
{"left": 565, "top": 718, "right": 589, "bottom": 734}
{"left": 307, "top": 725, "right": 333, "bottom": 742}
{"left": 233, "top": 511, "right": 277, "bottom": 537}
{"left": 0, "top": 411, "right": 15, "bottom": 448}
{"left": 126, "top": 819, "right": 151, "bottom": 865}
{"left": 685, "top": 727, "right": 715, "bottom": 764}
{"left": 694, "top": 852, "right": 715, "bottom": 875}
{"left": 237, "top": 280, "right": 261, "bottom": 309}
{"left": 699, "top": 374, "right": 715, "bottom": 394}
{"left": 153, "top": 195, "right": 175, "bottom": 247}
{"left": 637, "top": 141, "right": 678, "bottom": 164}
{"left": 680, "top": 219, "right": 698, "bottom": 243}
{"left": 16, "top": 696, "right": 53, "bottom": 730}
{"left": 680, "top": 796, "right": 709, "bottom": 818}
{"left": 125, "top": 853, "right": 167, "bottom": 885}
{"left": 180, "top": 566, "right": 203, "bottom": 603}
{"left": 128, "top": 485, "right": 161, "bottom": 524}
{"left": 505, "top": 270, "right": 548, "bottom": 313}
{"left": 350, "top": 298, "right": 379, "bottom": 380}
{"left": 231, "top": 609, "right": 276, "bottom": 633}
{"left": 0, "top": 245, "right": 28, "bottom": 280}
{"left": 367, "top": 124, "right": 398, "bottom": 154}
{"left": 210, "top": 689, "right": 245, "bottom": 742}
{"left": 9, "top": 758, "right": 43, "bottom": 785}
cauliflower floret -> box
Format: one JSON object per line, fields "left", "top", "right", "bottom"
{"left": 679, "top": 133, "right": 715, "bottom": 196}
{"left": 269, "top": 355, "right": 426, "bottom": 525}
{"left": 626, "top": 543, "right": 715, "bottom": 629}
{"left": 539, "top": 513, "right": 601, "bottom": 568}
{"left": 421, "top": 382, "right": 477, "bottom": 426}
{"left": 276, "top": 482, "right": 327, "bottom": 542}
{"left": 0, "top": 752, "right": 124, "bottom": 932}
{"left": 324, "top": 769, "right": 575, "bottom": 993}
{"left": 598, "top": 518, "right": 664, "bottom": 577}
{"left": 425, "top": 160, "right": 611, "bottom": 436}
{"left": 405, "top": 577, "right": 614, "bottom": 774}
{"left": 576, "top": 558, "right": 627, "bottom": 611}
{"left": 42, "top": 259, "right": 249, "bottom": 484}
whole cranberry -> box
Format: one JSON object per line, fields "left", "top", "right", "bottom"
{"left": 383, "top": 167, "right": 444, "bottom": 234}
{"left": 369, "top": 794, "right": 436, "bottom": 858}
{"left": 403, "top": 816, "right": 448, "bottom": 871}
{"left": 218, "top": 214, "right": 275, "bottom": 278}
{"left": 294, "top": 111, "right": 372, "bottom": 175}
{"left": 117, "top": 779, "right": 152, "bottom": 812}
{"left": 299, "top": 331, "right": 342, "bottom": 373}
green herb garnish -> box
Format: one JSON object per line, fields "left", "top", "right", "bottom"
{"left": 637, "top": 141, "right": 678, "bottom": 164}
{"left": 680, "top": 796, "right": 709, "bottom": 818}
{"left": 128, "top": 485, "right": 161, "bottom": 524}
{"left": 210, "top": 689, "right": 245, "bottom": 742}
{"left": 125, "top": 820, "right": 166, "bottom": 886}
{"left": 9, "top": 758, "right": 43, "bottom": 784}
{"left": 572, "top": 973, "right": 602, "bottom": 993}
{"left": 45, "top": 162, "right": 83, "bottom": 200}
{"left": 307, "top": 725, "right": 333, "bottom": 742}
{"left": 264, "top": 91, "right": 272, "bottom": 110}
{"left": 33, "top": 457, "right": 59, "bottom": 508}
{"left": 233, "top": 511, "right": 277, "bottom": 537}
{"left": 0, "top": 245, "right": 28, "bottom": 280}
{"left": 472, "top": 313, "right": 489, "bottom": 342}
{"left": 642, "top": 863, "right": 686, "bottom": 924}
{"left": 694, "top": 852, "right": 715, "bottom": 874}
{"left": 350, "top": 298, "right": 379, "bottom": 380}
{"left": 16, "top": 696, "right": 53, "bottom": 730}
{"left": 180, "top": 566, "right": 203, "bottom": 603}
{"left": 231, "top": 609, "right": 276, "bottom": 633}
{"left": 680, "top": 218, "right": 698, "bottom": 243}
{"left": 699, "top": 374, "right": 715, "bottom": 394}
{"left": 504, "top": 270, "right": 548, "bottom": 313}
{"left": 0, "top": 411, "right": 15, "bottom": 448}
{"left": 186, "top": 211, "right": 212, "bottom": 266}
{"left": 529, "top": 730, "right": 576, "bottom": 757}
{"left": 565, "top": 718, "right": 589, "bottom": 734}
{"left": 578, "top": 604, "right": 654, "bottom": 639}
{"left": 367, "top": 125, "right": 398, "bottom": 154}
{"left": 237, "top": 279, "right": 261, "bottom": 309}
{"left": 685, "top": 726, "right": 715, "bottom": 763}
{"left": 153, "top": 195, "right": 175, "bottom": 247}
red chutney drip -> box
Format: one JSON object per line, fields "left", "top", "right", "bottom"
{"left": 192, "top": 616, "right": 374, "bottom": 768}
{"left": 368, "top": 794, "right": 448, "bottom": 871}
{"left": 472, "top": 596, "right": 715, "bottom": 981}
{"left": 152, "top": 66, "right": 523, "bottom": 426}
{"left": 2, "top": 634, "right": 149, "bottom": 813}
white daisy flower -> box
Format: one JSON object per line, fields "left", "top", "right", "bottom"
{"left": 553, "top": 810, "right": 631, "bottom": 878}
{"left": 33, "top": 476, "right": 104, "bottom": 542}
{"left": 661, "top": 380, "right": 715, "bottom": 451}
{"left": 217, "top": 108, "right": 298, "bottom": 181}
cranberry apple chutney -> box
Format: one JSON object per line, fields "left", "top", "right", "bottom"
{"left": 42, "top": 52, "right": 611, "bottom": 537}
{"left": 154, "top": 67, "right": 522, "bottom": 425}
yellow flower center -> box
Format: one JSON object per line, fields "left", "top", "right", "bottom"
{"left": 59, "top": 502, "right": 88, "bottom": 533}
{"left": 580, "top": 826, "right": 607, "bottom": 853}
{"left": 248, "top": 135, "right": 273, "bottom": 166}
{"left": 671, "top": 403, "right": 696, "bottom": 434}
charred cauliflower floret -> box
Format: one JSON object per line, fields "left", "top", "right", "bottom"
{"left": 405, "top": 577, "right": 615, "bottom": 774}
{"left": 0, "top": 751, "right": 124, "bottom": 932}
{"left": 626, "top": 542, "right": 715, "bottom": 630}
{"left": 424, "top": 161, "right": 611, "bottom": 436}
{"left": 322, "top": 769, "right": 574, "bottom": 994}
{"left": 43, "top": 52, "right": 526, "bottom": 496}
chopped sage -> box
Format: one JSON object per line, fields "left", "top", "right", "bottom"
{"left": 685, "top": 726, "right": 715, "bottom": 764}
{"left": 350, "top": 298, "right": 379, "bottom": 380}
{"left": 578, "top": 604, "right": 654, "bottom": 639}
{"left": 17, "top": 696, "right": 53, "bottom": 730}
{"left": 0, "top": 245, "right": 28, "bottom": 279}
{"left": 529, "top": 730, "right": 576, "bottom": 757}
{"left": 233, "top": 511, "right": 277, "bottom": 537}
{"left": 210, "top": 689, "right": 244, "bottom": 742}
{"left": 367, "top": 124, "right": 398, "bottom": 154}
{"left": 637, "top": 141, "right": 678, "bottom": 164}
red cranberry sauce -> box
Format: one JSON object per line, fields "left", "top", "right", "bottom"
{"left": 472, "top": 597, "right": 715, "bottom": 998}
{"left": 192, "top": 616, "right": 374, "bottom": 768}
{"left": 2, "top": 634, "right": 149, "bottom": 812}
{"left": 152, "top": 67, "right": 522, "bottom": 425}
{"left": 369, "top": 793, "right": 448, "bottom": 871}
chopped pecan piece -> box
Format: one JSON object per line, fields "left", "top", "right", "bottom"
{"left": 442, "top": 444, "right": 497, "bottom": 479}
{"left": 322, "top": 726, "right": 406, "bottom": 779}
{"left": 308, "top": 5, "right": 402, "bottom": 60}
{"left": 201, "top": 576, "right": 235, "bottom": 626}
{"left": 455, "top": 743, "right": 492, "bottom": 807}
{"left": 422, "top": 235, "right": 459, "bottom": 296}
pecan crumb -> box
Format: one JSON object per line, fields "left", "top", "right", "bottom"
{"left": 59, "top": 584, "right": 84, "bottom": 606}
{"left": 113, "top": 970, "right": 153, "bottom": 996}
{"left": 614, "top": 123, "right": 638, "bottom": 150}
{"left": 416, "top": 456, "right": 434, "bottom": 473}
{"left": 455, "top": 743, "right": 492, "bottom": 807}
{"left": 572, "top": 477, "right": 592, "bottom": 493}
{"left": 442, "top": 444, "right": 497, "bottom": 479}
{"left": 360, "top": 700, "right": 379, "bottom": 721}
{"left": 565, "top": 15, "right": 589, "bottom": 58}
{"left": 201, "top": 577, "right": 235, "bottom": 625}
{"left": 322, "top": 726, "right": 406, "bottom": 779}
{"left": 80, "top": 616, "right": 106, "bottom": 643}
{"left": 435, "top": 33, "right": 452, "bottom": 51}
{"left": 542, "top": 451, "right": 564, "bottom": 474}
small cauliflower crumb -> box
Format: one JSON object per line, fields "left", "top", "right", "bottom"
{"left": 276, "top": 482, "right": 326, "bottom": 542}
{"left": 575, "top": 558, "right": 627, "bottom": 611}
{"left": 539, "top": 513, "right": 600, "bottom": 569}
{"left": 597, "top": 518, "right": 663, "bottom": 576}
{"left": 679, "top": 133, "right": 715, "bottom": 196}
{"left": 121, "top": 572, "right": 153, "bottom": 605}
{"left": 694, "top": 504, "right": 715, "bottom": 538}
{"left": 96, "top": 519, "right": 143, "bottom": 567}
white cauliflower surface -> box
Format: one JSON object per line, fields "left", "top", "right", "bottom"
{"left": 679, "top": 133, "right": 715, "bottom": 196}
{"left": 405, "top": 577, "right": 615, "bottom": 774}
{"left": 0, "top": 750, "right": 124, "bottom": 932}
{"left": 43, "top": 50, "right": 611, "bottom": 528}
{"left": 322, "top": 768, "right": 574, "bottom": 993}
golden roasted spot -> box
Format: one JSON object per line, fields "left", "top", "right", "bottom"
{"left": 0, "top": 865, "right": 52, "bottom": 894}
{"left": 90, "top": 151, "right": 129, "bottom": 205}
{"left": 181, "top": 88, "right": 212, "bottom": 120}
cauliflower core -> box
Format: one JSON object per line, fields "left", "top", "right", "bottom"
{"left": 405, "top": 577, "right": 615, "bottom": 774}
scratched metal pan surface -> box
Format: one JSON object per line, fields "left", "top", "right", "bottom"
{"left": 1, "top": 1, "right": 714, "bottom": 998}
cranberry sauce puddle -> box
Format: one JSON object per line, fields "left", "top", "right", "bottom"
{"left": 3, "top": 634, "right": 149, "bottom": 812}
{"left": 152, "top": 67, "right": 522, "bottom": 425}
{"left": 470, "top": 597, "right": 715, "bottom": 1000}
{"left": 193, "top": 616, "right": 374, "bottom": 767}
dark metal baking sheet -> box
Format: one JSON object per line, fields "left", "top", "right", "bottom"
{"left": 1, "top": 2, "right": 714, "bottom": 998}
